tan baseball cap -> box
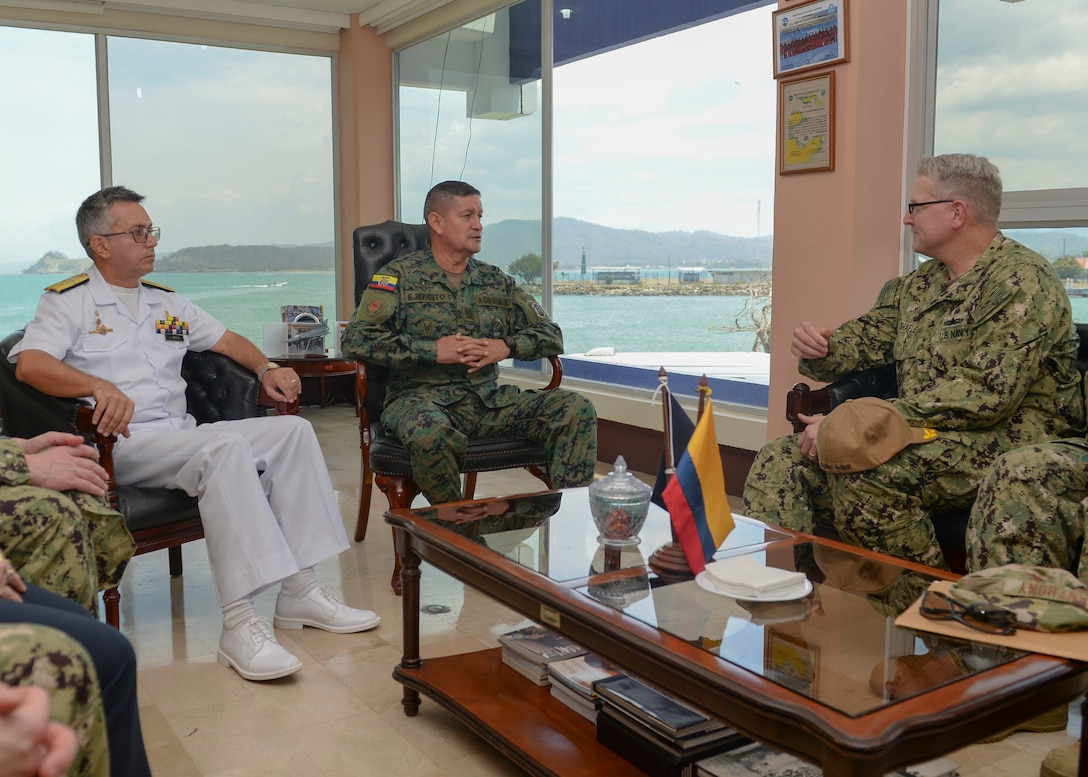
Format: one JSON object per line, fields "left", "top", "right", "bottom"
{"left": 816, "top": 397, "right": 937, "bottom": 473}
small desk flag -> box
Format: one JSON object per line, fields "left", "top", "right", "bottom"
{"left": 651, "top": 392, "right": 696, "bottom": 510}
{"left": 661, "top": 394, "right": 734, "bottom": 575}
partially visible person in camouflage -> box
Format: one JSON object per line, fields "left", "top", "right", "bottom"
{"left": 0, "top": 623, "right": 108, "bottom": 777}
{"left": 744, "top": 154, "right": 1085, "bottom": 569}
{"left": 0, "top": 549, "right": 152, "bottom": 776}
{"left": 0, "top": 432, "right": 134, "bottom": 614}
{"left": 968, "top": 440, "right": 1088, "bottom": 583}
{"left": 342, "top": 180, "right": 597, "bottom": 505}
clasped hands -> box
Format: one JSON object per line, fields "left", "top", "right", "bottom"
{"left": 437, "top": 333, "right": 512, "bottom": 374}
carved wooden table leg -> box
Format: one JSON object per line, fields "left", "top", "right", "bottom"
{"left": 396, "top": 528, "right": 422, "bottom": 717}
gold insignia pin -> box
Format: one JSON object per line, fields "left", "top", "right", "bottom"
{"left": 88, "top": 312, "right": 113, "bottom": 336}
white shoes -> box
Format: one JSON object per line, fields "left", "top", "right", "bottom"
{"left": 273, "top": 584, "right": 381, "bottom": 634}
{"left": 217, "top": 616, "right": 303, "bottom": 681}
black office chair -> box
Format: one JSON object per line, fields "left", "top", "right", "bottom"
{"left": 349, "top": 220, "right": 561, "bottom": 594}
{"left": 0, "top": 329, "right": 296, "bottom": 627}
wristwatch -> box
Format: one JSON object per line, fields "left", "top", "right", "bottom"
{"left": 502, "top": 336, "right": 518, "bottom": 359}
{"left": 257, "top": 361, "right": 281, "bottom": 382}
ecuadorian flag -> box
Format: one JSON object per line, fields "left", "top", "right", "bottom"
{"left": 661, "top": 396, "right": 735, "bottom": 575}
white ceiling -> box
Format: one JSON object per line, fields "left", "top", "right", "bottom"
{"left": 8, "top": 0, "right": 458, "bottom": 32}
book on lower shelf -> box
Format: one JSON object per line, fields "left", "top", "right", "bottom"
{"left": 549, "top": 677, "right": 599, "bottom": 722}
{"left": 596, "top": 704, "right": 750, "bottom": 777}
{"left": 500, "top": 648, "right": 550, "bottom": 686}
{"left": 693, "top": 741, "right": 959, "bottom": 777}
{"left": 593, "top": 673, "right": 726, "bottom": 740}
{"left": 498, "top": 624, "right": 588, "bottom": 664}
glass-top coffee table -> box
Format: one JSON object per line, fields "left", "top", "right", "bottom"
{"left": 386, "top": 488, "right": 1088, "bottom": 777}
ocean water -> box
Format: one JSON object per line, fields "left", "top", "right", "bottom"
{"left": 0, "top": 272, "right": 767, "bottom": 355}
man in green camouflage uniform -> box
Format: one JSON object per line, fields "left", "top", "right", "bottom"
{"left": 0, "top": 433, "right": 134, "bottom": 613}
{"left": 342, "top": 181, "right": 597, "bottom": 505}
{"left": 744, "top": 154, "right": 1084, "bottom": 569}
{"left": 0, "top": 623, "right": 109, "bottom": 777}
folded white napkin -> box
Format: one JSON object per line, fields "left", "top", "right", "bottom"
{"left": 703, "top": 555, "right": 807, "bottom": 598}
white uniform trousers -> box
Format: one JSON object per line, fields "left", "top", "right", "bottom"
{"left": 112, "top": 415, "right": 350, "bottom": 606}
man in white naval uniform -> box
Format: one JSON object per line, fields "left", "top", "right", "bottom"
{"left": 10, "top": 185, "right": 380, "bottom": 682}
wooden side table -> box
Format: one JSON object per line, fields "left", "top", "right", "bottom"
{"left": 271, "top": 355, "right": 355, "bottom": 408}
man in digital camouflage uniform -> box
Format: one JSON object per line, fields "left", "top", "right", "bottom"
{"left": 743, "top": 154, "right": 1085, "bottom": 570}
{"left": 0, "top": 623, "right": 107, "bottom": 777}
{"left": 0, "top": 432, "right": 133, "bottom": 614}
{"left": 341, "top": 180, "right": 597, "bottom": 505}
{"left": 0, "top": 551, "right": 151, "bottom": 776}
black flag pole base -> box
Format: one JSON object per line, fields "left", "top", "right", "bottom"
{"left": 648, "top": 541, "right": 695, "bottom": 583}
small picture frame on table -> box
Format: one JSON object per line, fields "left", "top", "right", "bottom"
{"left": 765, "top": 630, "right": 818, "bottom": 697}
{"left": 772, "top": 0, "right": 849, "bottom": 79}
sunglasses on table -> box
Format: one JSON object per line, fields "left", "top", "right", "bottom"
{"left": 919, "top": 589, "right": 1016, "bottom": 636}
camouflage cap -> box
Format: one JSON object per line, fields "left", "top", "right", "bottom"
{"left": 949, "top": 564, "right": 1088, "bottom": 632}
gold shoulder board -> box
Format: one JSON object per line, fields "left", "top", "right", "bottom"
{"left": 140, "top": 278, "right": 175, "bottom": 292}
{"left": 44, "top": 273, "right": 90, "bottom": 293}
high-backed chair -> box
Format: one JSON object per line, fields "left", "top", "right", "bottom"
{"left": 350, "top": 220, "right": 561, "bottom": 594}
{"left": 783, "top": 322, "right": 1088, "bottom": 573}
{"left": 0, "top": 329, "right": 297, "bottom": 627}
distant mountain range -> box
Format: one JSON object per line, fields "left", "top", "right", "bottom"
{"left": 18, "top": 219, "right": 1088, "bottom": 275}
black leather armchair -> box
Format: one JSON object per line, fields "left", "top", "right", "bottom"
{"left": 783, "top": 323, "right": 1088, "bottom": 573}
{"left": 349, "top": 220, "right": 561, "bottom": 594}
{"left": 0, "top": 329, "right": 297, "bottom": 627}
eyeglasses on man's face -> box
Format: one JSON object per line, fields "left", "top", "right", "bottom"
{"left": 919, "top": 589, "right": 1016, "bottom": 635}
{"left": 906, "top": 200, "right": 954, "bottom": 215}
{"left": 97, "top": 226, "right": 161, "bottom": 244}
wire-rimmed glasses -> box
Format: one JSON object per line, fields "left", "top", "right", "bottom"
{"left": 919, "top": 589, "right": 1015, "bottom": 635}
{"left": 97, "top": 226, "right": 161, "bottom": 244}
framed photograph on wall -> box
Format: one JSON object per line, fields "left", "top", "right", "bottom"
{"left": 765, "top": 631, "right": 818, "bottom": 697}
{"left": 778, "top": 71, "right": 835, "bottom": 174}
{"left": 772, "top": 0, "right": 849, "bottom": 78}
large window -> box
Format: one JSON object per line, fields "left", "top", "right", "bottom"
{"left": 0, "top": 26, "right": 99, "bottom": 306}
{"left": 927, "top": 0, "right": 1088, "bottom": 262}
{"left": 396, "top": 1, "right": 777, "bottom": 407}
{"left": 0, "top": 27, "right": 336, "bottom": 350}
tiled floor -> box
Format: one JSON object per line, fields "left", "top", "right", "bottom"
{"left": 122, "top": 405, "right": 1077, "bottom": 776}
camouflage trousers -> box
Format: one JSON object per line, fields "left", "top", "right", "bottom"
{"left": 0, "top": 486, "right": 134, "bottom": 615}
{"left": 743, "top": 431, "right": 999, "bottom": 569}
{"left": 967, "top": 439, "right": 1088, "bottom": 583}
{"left": 383, "top": 388, "right": 598, "bottom": 505}
{"left": 0, "top": 623, "right": 109, "bottom": 777}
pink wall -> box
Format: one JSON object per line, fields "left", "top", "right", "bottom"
{"left": 765, "top": 0, "right": 911, "bottom": 439}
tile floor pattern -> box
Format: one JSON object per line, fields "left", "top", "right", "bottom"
{"left": 117, "top": 406, "right": 1077, "bottom": 777}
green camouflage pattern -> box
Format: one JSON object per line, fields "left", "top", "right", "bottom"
{"left": 745, "top": 234, "right": 1083, "bottom": 567}
{"left": 0, "top": 623, "right": 109, "bottom": 777}
{"left": 342, "top": 250, "right": 597, "bottom": 504}
{"left": 950, "top": 564, "right": 1088, "bottom": 632}
{"left": 342, "top": 249, "right": 565, "bottom": 401}
{"left": 968, "top": 439, "right": 1088, "bottom": 583}
{"left": 0, "top": 439, "right": 134, "bottom": 614}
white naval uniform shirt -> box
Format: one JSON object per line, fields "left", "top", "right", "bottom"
{"left": 11, "top": 265, "right": 226, "bottom": 432}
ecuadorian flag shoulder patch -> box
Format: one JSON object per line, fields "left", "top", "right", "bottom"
{"left": 369, "top": 274, "right": 398, "bottom": 293}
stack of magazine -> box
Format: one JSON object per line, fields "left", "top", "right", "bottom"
{"left": 693, "top": 742, "right": 959, "bottom": 777}
{"left": 498, "top": 625, "right": 587, "bottom": 686}
{"left": 593, "top": 674, "right": 750, "bottom": 777}
{"left": 546, "top": 653, "right": 624, "bottom": 722}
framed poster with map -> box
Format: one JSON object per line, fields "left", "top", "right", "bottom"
{"left": 778, "top": 71, "right": 834, "bottom": 174}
